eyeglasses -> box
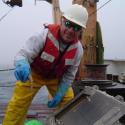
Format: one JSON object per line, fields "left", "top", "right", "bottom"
{"left": 64, "top": 20, "right": 82, "bottom": 32}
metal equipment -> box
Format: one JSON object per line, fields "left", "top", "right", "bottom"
{"left": 2, "top": 0, "right": 22, "bottom": 7}
{"left": 46, "top": 86, "right": 125, "bottom": 125}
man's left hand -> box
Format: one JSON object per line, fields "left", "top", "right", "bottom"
{"left": 48, "top": 81, "right": 70, "bottom": 108}
{"left": 48, "top": 94, "right": 62, "bottom": 108}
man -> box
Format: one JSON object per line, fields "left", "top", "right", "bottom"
{"left": 3, "top": 4, "right": 88, "bottom": 125}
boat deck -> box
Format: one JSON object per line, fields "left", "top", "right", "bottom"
{"left": 0, "top": 73, "right": 55, "bottom": 124}
{"left": 0, "top": 103, "right": 56, "bottom": 124}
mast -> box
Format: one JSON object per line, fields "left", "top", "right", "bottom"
{"left": 51, "top": 0, "right": 61, "bottom": 24}
{"left": 72, "top": 0, "right": 97, "bottom": 79}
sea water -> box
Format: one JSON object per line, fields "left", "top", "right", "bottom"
{"left": 0, "top": 69, "right": 48, "bottom": 104}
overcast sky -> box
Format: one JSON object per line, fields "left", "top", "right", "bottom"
{"left": 0, "top": 0, "right": 125, "bottom": 69}
{"left": 97, "top": 0, "right": 125, "bottom": 60}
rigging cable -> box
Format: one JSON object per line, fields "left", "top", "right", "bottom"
{"left": 0, "top": 7, "right": 14, "bottom": 22}
{"left": 89, "top": 0, "right": 112, "bottom": 16}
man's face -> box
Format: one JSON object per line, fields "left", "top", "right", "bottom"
{"left": 60, "top": 18, "right": 83, "bottom": 43}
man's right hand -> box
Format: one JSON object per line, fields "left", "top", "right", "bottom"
{"left": 14, "top": 59, "right": 31, "bottom": 82}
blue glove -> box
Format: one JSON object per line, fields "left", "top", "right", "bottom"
{"left": 14, "top": 59, "right": 31, "bottom": 82}
{"left": 48, "top": 81, "right": 70, "bottom": 108}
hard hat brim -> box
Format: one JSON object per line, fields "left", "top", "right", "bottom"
{"left": 62, "top": 13, "right": 86, "bottom": 29}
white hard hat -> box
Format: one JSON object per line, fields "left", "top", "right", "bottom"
{"left": 62, "top": 4, "right": 88, "bottom": 28}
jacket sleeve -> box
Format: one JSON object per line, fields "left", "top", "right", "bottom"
{"left": 62, "top": 41, "right": 83, "bottom": 85}
{"left": 14, "top": 28, "right": 48, "bottom": 65}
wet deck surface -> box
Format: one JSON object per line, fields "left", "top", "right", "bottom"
{"left": 0, "top": 70, "right": 55, "bottom": 124}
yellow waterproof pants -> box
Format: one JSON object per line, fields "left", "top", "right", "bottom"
{"left": 3, "top": 70, "right": 74, "bottom": 125}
